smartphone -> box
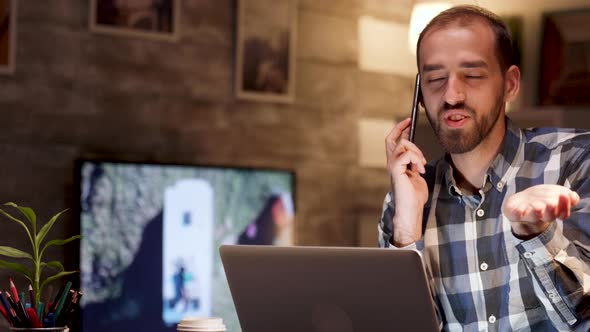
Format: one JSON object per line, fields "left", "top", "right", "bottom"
{"left": 409, "top": 73, "right": 421, "bottom": 143}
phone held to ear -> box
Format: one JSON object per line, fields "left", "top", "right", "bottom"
{"left": 409, "top": 73, "right": 421, "bottom": 143}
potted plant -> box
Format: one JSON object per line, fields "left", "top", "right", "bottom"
{"left": 0, "top": 202, "right": 80, "bottom": 330}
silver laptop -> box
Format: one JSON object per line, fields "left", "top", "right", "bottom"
{"left": 219, "top": 245, "right": 440, "bottom": 332}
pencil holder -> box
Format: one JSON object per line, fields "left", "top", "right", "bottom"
{"left": 8, "top": 328, "right": 68, "bottom": 332}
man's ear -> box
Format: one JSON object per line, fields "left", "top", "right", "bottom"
{"left": 504, "top": 65, "right": 521, "bottom": 102}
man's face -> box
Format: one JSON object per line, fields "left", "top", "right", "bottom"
{"left": 418, "top": 20, "right": 506, "bottom": 154}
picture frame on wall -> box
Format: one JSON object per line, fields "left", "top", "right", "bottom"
{"left": 538, "top": 8, "right": 590, "bottom": 106}
{"left": 235, "top": 0, "right": 297, "bottom": 103}
{"left": 0, "top": 0, "right": 16, "bottom": 74}
{"left": 89, "top": 0, "right": 180, "bottom": 41}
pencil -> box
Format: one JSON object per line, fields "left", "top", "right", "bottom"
{"left": 0, "top": 291, "right": 12, "bottom": 321}
{"left": 60, "top": 291, "right": 82, "bottom": 327}
{"left": 55, "top": 290, "right": 75, "bottom": 327}
{"left": 36, "top": 302, "right": 44, "bottom": 322}
{"left": 0, "top": 291, "right": 18, "bottom": 327}
{"left": 0, "top": 301, "right": 11, "bottom": 326}
{"left": 5, "top": 292, "right": 27, "bottom": 327}
{"left": 55, "top": 289, "right": 76, "bottom": 324}
{"left": 8, "top": 278, "right": 19, "bottom": 303}
{"left": 49, "top": 284, "right": 66, "bottom": 314}
{"left": 26, "top": 307, "right": 42, "bottom": 328}
{"left": 28, "top": 285, "right": 35, "bottom": 311}
{"left": 53, "top": 281, "right": 71, "bottom": 319}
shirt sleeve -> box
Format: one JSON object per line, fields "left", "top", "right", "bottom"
{"left": 514, "top": 146, "right": 590, "bottom": 328}
{"left": 378, "top": 192, "right": 442, "bottom": 330}
{"left": 378, "top": 191, "right": 423, "bottom": 249}
{"left": 378, "top": 192, "right": 395, "bottom": 248}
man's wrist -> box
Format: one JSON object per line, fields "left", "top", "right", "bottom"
{"left": 391, "top": 211, "right": 423, "bottom": 247}
{"left": 391, "top": 228, "right": 421, "bottom": 247}
{"left": 511, "top": 221, "right": 551, "bottom": 240}
{"left": 390, "top": 236, "right": 419, "bottom": 248}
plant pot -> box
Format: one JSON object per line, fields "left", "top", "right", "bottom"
{"left": 8, "top": 328, "right": 68, "bottom": 332}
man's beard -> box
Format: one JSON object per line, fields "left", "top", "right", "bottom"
{"left": 425, "top": 93, "right": 504, "bottom": 154}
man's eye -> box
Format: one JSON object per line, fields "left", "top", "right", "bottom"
{"left": 466, "top": 75, "right": 483, "bottom": 79}
{"left": 428, "top": 77, "right": 445, "bottom": 83}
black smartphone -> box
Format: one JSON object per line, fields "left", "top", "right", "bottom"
{"left": 409, "top": 73, "right": 421, "bottom": 143}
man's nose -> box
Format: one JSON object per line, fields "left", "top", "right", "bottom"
{"left": 443, "top": 76, "right": 466, "bottom": 106}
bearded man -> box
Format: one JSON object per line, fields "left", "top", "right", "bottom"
{"left": 379, "top": 5, "right": 590, "bottom": 331}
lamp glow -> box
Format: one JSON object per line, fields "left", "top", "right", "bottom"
{"left": 408, "top": 2, "right": 452, "bottom": 54}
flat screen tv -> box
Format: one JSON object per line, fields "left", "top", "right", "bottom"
{"left": 77, "top": 160, "right": 295, "bottom": 332}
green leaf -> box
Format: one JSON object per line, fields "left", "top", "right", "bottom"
{"left": 40, "top": 270, "right": 77, "bottom": 291}
{"left": 39, "top": 235, "right": 81, "bottom": 259}
{"left": 35, "top": 209, "right": 68, "bottom": 247}
{"left": 0, "top": 246, "right": 32, "bottom": 260}
{"left": 0, "top": 260, "right": 32, "bottom": 282}
{"left": 41, "top": 261, "right": 64, "bottom": 272}
{"left": 0, "top": 208, "right": 33, "bottom": 245}
{"left": 5, "top": 202, "right": 36, "bottom": 230}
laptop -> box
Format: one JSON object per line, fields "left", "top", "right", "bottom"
{"left": 219, "top": 245, "right": 440, "bottom": 332}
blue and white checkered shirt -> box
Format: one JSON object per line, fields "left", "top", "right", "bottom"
{"left": 379, "top": 118, "right": 590, "bottom": 331}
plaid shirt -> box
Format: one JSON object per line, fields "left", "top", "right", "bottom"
{"left": 379, "top": 118, "right": 590, "bottom": 331}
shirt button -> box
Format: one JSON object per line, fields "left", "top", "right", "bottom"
{"left": 496, "top": 182, "right": 504, "bottom": 191}
{"left": 476, "top": 209, "right": 485, "bottom": 217}
{"left": 480, "top": 262, "right": 488, "bottom": 271}
{"left": 523, "top": 252, "right": 533, "bottom": 259}
{"left": 488, "top": 315, "right": 496, "bottom": 323}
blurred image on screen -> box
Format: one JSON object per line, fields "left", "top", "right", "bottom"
{"left": 78, "top": 160, "right": 295, "bottom": 332}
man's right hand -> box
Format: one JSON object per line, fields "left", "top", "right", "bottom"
{"left": 385, "top": 118, "right": 429, "bottom": 247}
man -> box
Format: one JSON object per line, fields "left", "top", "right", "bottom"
{"left": 379, "top": 5, "right": 590, "bottom": 331}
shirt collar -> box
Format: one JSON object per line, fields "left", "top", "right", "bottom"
{"left": 442, "top": 117, "right": 523, "bottom": 196}
{"left": 488, "top": 117, "right": 523, "bottom": 189}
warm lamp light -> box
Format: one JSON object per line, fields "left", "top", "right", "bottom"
{"left": 408, "top": 2, "right": 452, "bottom": 54}
{"left": 358, "top": 15, "right": 416, "bottom": 77}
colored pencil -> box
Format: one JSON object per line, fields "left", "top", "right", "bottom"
{"left": 28, "top": 284, "right": 35, "bottom": 311}
{"left": 8, "top": 278, "right": 18, "bottom": 303}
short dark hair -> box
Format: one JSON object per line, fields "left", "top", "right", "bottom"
{"left": 416, "top": 5, "right": 514, "bottom": 73}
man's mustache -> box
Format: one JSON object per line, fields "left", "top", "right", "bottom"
{"left": 439, "top": 102, "right": 476, "bottom": 116}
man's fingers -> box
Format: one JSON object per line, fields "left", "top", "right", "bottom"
{"left": 504, "top": 204, "right": 518, "bottom": 221}
{"left": 557, "top": 193, "right": 572, "bottom": 220}
{"left": 392, "top": 140, "right": 426, "bottom": 173}
{"left": 554, "top": 190, "right": 578, "bottom": 220}
{"left": 386, "top": 119, "right": 427, "bottom": 175}
{"left": 393, "top": 140, "right": 427, "bottom": 165}
{"left": 396, "top": 149, "right": 426, "bottom": 174}
{"left": 409, "top": 162, "right": 419, "bottom": 173}
{"left": 401, "top": 124, "right": 411, "bottom": 141}
{"left": 543, "top": 203, "right": 558, "bottom": 222}
{"left": 559, "top": 191, "right": 580, "bottom": 220}
{"left": 570, "top": 191, "right": 580, "bottom": 206}
{"left": 505, "top": 186, "right": 580, "bottom": 223}
{"left": 530, "top": 201, "right": 547, "bottom": 221}
{"left": 385, "top": 118, "right": 411, "bottom": 146}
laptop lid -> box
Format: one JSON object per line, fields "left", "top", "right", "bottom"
{"left": 219, "top": 245, "right": 440, "bottom": 332}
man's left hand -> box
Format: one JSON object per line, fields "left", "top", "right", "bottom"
{"left": 502, "top": 184, "right": 580, "bottom": 239}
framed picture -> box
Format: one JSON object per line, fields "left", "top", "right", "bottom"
{"left": 538, "top": 9, "right": 590, "bottom": 106}
{"left": 89, "top": 0, "right": 180, "bottom": 41}
{"left": 235, "top": 0, "right": 297, "bottom": 103}
{"left": 0, "top": 0, "right": 16, "bottom": 74}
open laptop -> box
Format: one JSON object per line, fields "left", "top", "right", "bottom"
{"left": 219, "top": 245, "right": 440, "bottom": 332}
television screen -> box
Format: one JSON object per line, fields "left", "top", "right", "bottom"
{"left": 78, "top": 160, "right": 295, "bottom": 332}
